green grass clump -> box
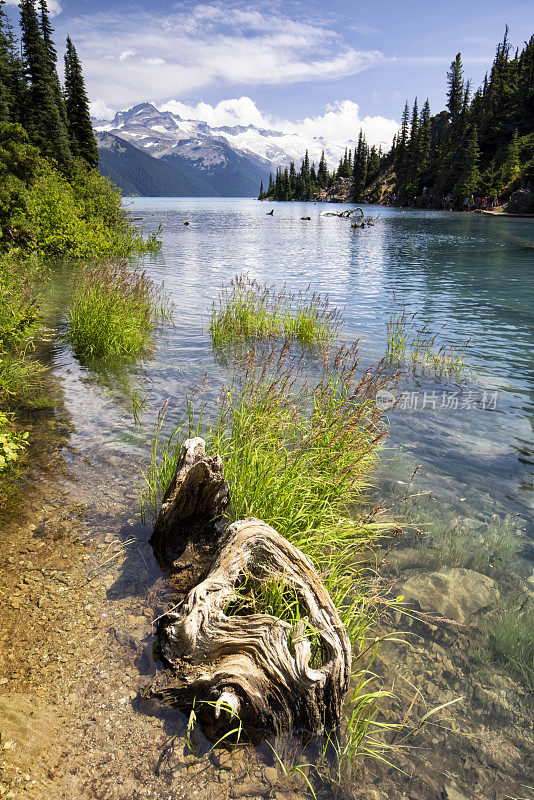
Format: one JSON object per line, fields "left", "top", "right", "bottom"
{"left": 0, "top": 412, "right": 28, "bottom": 472}
{"left": 0, "top": 253, "right": 46, "bottom": 490}
{"left": 481, "top": 603, "right": 534, "bottom": 690}
{"left": 224, "top": 572, "right": 325, "bottom": 668}
{"left": 0, "top": 253, "right": 44, "bottom": 409}
{"left": 386, "top": 296, "right": 469, "bottom": 378}
{"left": 67, "top": 261, "right": 172, "bottom": 360}
{"left": 143, "top": 340, "right": 391, "bottom": 651}
{"left": 209, "top": 274, "right": 342, "bottom": 349}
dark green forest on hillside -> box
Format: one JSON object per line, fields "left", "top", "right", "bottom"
{"left": 260, "top": 29, "right": 534, "bottom": 210}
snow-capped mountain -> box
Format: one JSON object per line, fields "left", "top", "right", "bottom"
{"left": 93, "top": 102, "right": 295, "bottom": 168}
{"left": 93, "top": 102, "right": 283, "bottom": 196}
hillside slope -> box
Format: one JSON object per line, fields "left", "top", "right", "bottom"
{"left": 96, "top": 132, "right": 218, "bottom": 197}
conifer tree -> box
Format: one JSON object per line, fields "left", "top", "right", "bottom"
{"left": 446, "top": 53, "right": 464, "bottom": 122}
{"left": 397, "top": 101, "right": 410, "bottom": 166}
{"left": 0, "top": 1, "right": 13, "bottom": 120}
{"left": 405, "top": 97, "right": 420, "bottom": 190}
{"left": 0, "top": 1, "right": 28, "bottom": 123}
{"left": 351, "top": 129, "right": 368, "bottom": 201}
{"left": 418, "top": 99, "right": 432, "bottom": 174}
{"left": 39, "top": 0, "right": 68, "bottom": 128}
{"left": 317, "top": 150, "right": 328, "bottom": 187}
{"left": 366, "top": 145, "right": 380, "bottom": 184}
{"left": 501, "top": 129, "right": 520, "bottom": 184}
{"left": 454, "top": 124, "right": 480, "bottom": 197}
{"left": 64, "top": 36, "right": 99, "bottom": 167}
{"left": 19, "top": 0, "right": 71, "bottom": 168}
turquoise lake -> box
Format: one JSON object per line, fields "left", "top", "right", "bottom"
{"left": 53, "top": 198, "right": 534, "bottom": 531}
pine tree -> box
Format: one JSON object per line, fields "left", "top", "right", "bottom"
{"left": 418, "top": 99, "right": 432, "bottom": 175}
{"left": 283, "top": 167, "right": 290, "bottom": 200}
{"left": 404, "top": 97, "right": 420, "bottom": 192}
{"left": 19, "top": 0, "right": 71, "bottom": 168}
{"left": 501, "top": 129, "right": 520, "bottom": 185}
{"left": 317, "top": 150, "right": 328, "bottom": 187}
{"left": 454, "top": 123, "right": 480, "bottom": 198}
{"left": 64, "top": 36, "right": 98, "bottom": 167}
{"left": 397, "top": 101, "right": 410, "bottom": 165}
{"left": 0, "top": 0, "right": 26, "bottom": 122}
{"left": 446, "top": 53, "right": 464, "bottom": 122}
{"left": 39, "top": 0, "right": 68, "bottom": 128}
{"left": 366, "top": 145, "right": 380, "bottom": 184}
{"left": 351, "top": 129, "right": 368, "bottom": 201}
{"left": 0, "top": 1, "right": 13, "bottom": 120}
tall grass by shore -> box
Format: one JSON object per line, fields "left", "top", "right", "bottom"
{"left": 209, "top": 274, "right": 342, "bottom": 349}
{"left": 67, "top": 261, "right": 172, "bottom": 360}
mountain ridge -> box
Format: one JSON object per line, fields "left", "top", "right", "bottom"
{"left": 94, "top": 102, "right": 275, "bottom": 196}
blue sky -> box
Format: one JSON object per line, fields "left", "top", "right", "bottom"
{"left": 5, "top": 0, "right": 533, "bottom": 146}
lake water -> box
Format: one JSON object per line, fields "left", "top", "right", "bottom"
{"left": 40, "top": 198, "right": 534, "bottom": 799}
{"left": 56, "top": 197, "right": 534, "bottom": 526}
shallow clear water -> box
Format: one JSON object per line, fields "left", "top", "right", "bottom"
{"left": 46, "top": 198, "right": 534, "bottom": 536}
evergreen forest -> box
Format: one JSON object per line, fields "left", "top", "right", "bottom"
{"left": 0, "top": 0, "right": 151, "bottom": 257}
{"left": 260, "top": 28, "right": 534, "bottom": 209}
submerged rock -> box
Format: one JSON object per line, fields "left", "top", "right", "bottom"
{"left": 399, "top": 567, "right": 500, "bottom": 624}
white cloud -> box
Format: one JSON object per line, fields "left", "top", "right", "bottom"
{"left": 58, "top": 3, "right": 384, "bottom": 109}
{"left": 5, "top": 0, "right": 62, "bottom": 16}
{"left": 89, "top": 98, "right": 115, "bottom": 120}
{"left": 161, "top": 97, "right": 268, "bottom": 128}
{"left": 119, "top": 50, "right": 137, "bottom": 63}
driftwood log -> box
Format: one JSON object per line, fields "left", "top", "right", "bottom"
{"left": 322, "top": 207, "right": 364, "bottom": 218}
{"left": 148, "top": 438, "right": 351, "bottom": 738}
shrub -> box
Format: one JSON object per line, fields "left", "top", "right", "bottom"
{"left": 0, "top": 122, "right": 160, "bottom": 258}
{"left": 24, "top": 159, "right": 158, "bottom": 258}
{"left": 67, "top": 261, "right": 171, "bottom": 359}
{"left": 0, "top": 412, "right": 28, "bottom": 472}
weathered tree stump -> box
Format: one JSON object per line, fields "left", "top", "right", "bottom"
{"left": 148, "top": 438, "right": 351, "bottom": 738}
{"left": 149, "top": 437, "right": 231, "bottom": 568}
